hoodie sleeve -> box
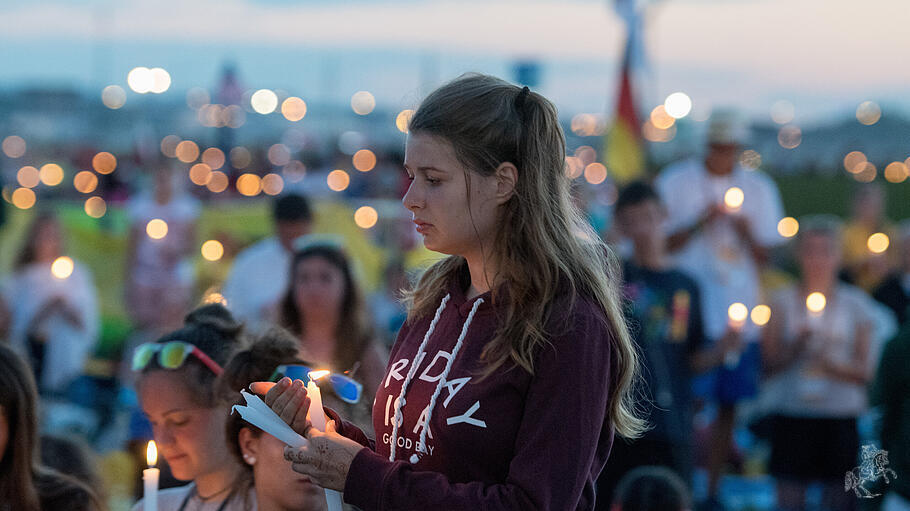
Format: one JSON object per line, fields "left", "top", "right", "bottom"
{"left": 343, "top": 298, "right": 615, "bottom": 510}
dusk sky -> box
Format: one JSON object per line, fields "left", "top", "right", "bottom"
{"left": 1, "top": 0, "right": 908, "bottom": 124}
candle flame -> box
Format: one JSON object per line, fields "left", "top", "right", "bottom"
{"left": 308, "top": 370, "right": 330, "bottom": 382}
{"left": 750, "top": 305, "right": 772, "bottom": 326}
{"left": 806, "top": 292, "right": 827, "bottom": 314}
{"left": 147, "top": 440, "right": 157, "bottom": 466}
{"left": 728, "top": 302, "right": 749, "bottom": 323}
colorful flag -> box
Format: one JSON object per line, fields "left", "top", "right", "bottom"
{"left": 604, "top": 0, "right": 645, "bottom": 183}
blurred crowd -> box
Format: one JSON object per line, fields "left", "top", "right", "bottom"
{"left": 0, "top": 109, "right": 908, "bottom": 511}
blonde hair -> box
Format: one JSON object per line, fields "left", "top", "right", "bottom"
{"left": 402, "top": 73, "right": 645, "bottom": 439}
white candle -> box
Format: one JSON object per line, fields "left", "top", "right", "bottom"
{"left": 143, "top": 441, "right": 159, "bottom": 511}
{"left": 306, "top": 371, "right": 343, "bottom": 511}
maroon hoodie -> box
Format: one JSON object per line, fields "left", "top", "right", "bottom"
{"left": 334, "top": 270, "right": 617, "bottom": 510}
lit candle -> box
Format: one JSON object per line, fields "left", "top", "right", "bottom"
{"left": 750, "top": 304, "right": 771, "bottom": 327}
{"left": 143, "top": 441, "right": 159, "bottom": 511}
{"left": 725, "top": 303, "right": 748, "bottom": 368}
{"left": 805, "top": 292, "right": 827, "bottom": 329}
{"left": 306, "top": 370, "right": 343, "bottom": 511}
{"left": 724, "top": 187, "right": 745, "bottom": 213}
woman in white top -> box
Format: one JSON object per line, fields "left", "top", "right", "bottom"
{"left": 2, "top": 212, "right": 99, "bottom": 395}
{"left": 761, "top": 215, "right": 883, "bottom": 511}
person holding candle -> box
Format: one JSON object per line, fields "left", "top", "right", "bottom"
{"left": 263, "top": 74, "right": 645, "bottom": 510}
{"left": 1, "top": 212, "right": 99, "bottom": 395}
{"left": 596, "top": 181, "right": 737, "bottom": 508}
{"left": 278, "top": 241, "right": 388, "bottom": 433}
{"left": 655, "top": 109, "right": 784, "bottom": 508}
{"left": 132, "top": 304, "right": 251, "bottom": 511}
{"left": 218, "top": 328, "right": 336, "bottom": 511}
{"left": 0, "top": 343, "right": 104, "bottom": 510}
{"left": 760, "top": 216, "right": 891, "bottom": 511}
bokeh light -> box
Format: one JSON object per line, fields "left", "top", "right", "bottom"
{"left": 206, "top": 171, "right": 229, "bottom": 193}
{"left": 565, "top": 156, "right": 584, "bottom": 179}
{"left": 148, "top": 68, "right": 171, "bottom": 94}
{"left": 73, "top": 171, "right": 99, "bottom": 194}
{"left": 17, "top": 166, "right": 40, "bottom": 188}
{"left": 161, "top": 135, "right": 181, "bottom": 158}
{"left": 396, "top": 109, "right": 414, "bottom": 133}
{"left": 145, "top": 218, "right": 167, "bottom": 240}
{"left": 84, "top": 196, "right": 107, "bottom": 218}
{"left": 750, "top": 305, "right": 772, "bottom": 326}
{"left": 740, "top": 150, "right": 762, "bottom": 170}
{"left": 268, "top": 144, "right": 291, "bottom": 167}
{"left": 354, "top": 206, "right": 379, "bottom": 229}
{"left": 728, "top": 303, "right": 749, "bottom": 323}
{"left": 327, "top": 170, "right": 351, "bottom": 192}
{"left": 251, "top": 89, "right": 278, "bottom": 114}
{"left": 642, "top": 121, "right": 676, "bottom": 142}
{"left": 146, "top": 219, "right": 168, "bottom": 239}
{"left": 664, "top": 92, "right": 692, "bottom": 119}
{"left": 853, "top": 162, "right": 877, "bottom": 182}
{"left": 777, "top": 217, "right": 799, "bottom": 238}
{"left": 2, "top": 135, "right": 26, "bottom": 158}
{"left": 92, "top": 152, "right": 117, "bottom": 174}
{"left": 284, "top": 160, "right": 307, "bottom": 182}
{"left": 351, "top": 91, "right": 376, "bottom": 115}
{"left": 189, "top": 163, "right": 213, "bottom": 186}
{"left": 883, "top": 162, "right": 908, "bottom": 184}
{"left": 856, "top": 101, "right": 881, "bottom": 125}
{"left": 12, "top": 187, "right": 36, "bottom": 209}
{"left": 649, "top": 105, "right": 676, "bottom": 130}
{"left": 724, "top": 187, "right": 745, "bottom": 210}
{"left": 127, "top": 67, "right": 153, "bottom": 94}
{"left": 777, "top": 125, "right": 801, "bottom": 149}
{"left": 230, "top": 147, "right": 252, "bottom": 169}
{"left": 575, "top": 146, "right": 597, "bottom": 166}
{"left": 353, "top": 149, "right": 377, "bottom": 172}
{"left": 261, "top": 173, "right": 284, "bottom": 196}
{"left": 867, "top": 232, "right": 890, "bottom": 254}
{"left": 806, "top": 292, "right": 827, "bottom": 313}
{"left": 236, "top": 173, "right": 262, "bottom": 196}
{"left": 584, "top": 163, "right": 608, "bottom": 185}
{"left": 281, "top": 97, "right": 307, "bottom": 121}
{"left": 39, "top": 164, "right": 64, "bottom": 186}
{"left": 770, "top": 100, "right": 795, "bottom": 124}
{"left": 101, "top": 85, "right": 127, "bottom": 109}
{"left": 201, "top": 148, "right": 225, "bottom": 170}
{"left": 224, "top": 105, "right": 246, "bottom": 128}
{"left": 843, "top": 151, "right": 867, "bottom": 174}
{"left": 201, "top": 240, "right": 224, "bottom": 261}
{"left": 176, "top": 141, "right": 200, "bottom": 163}
{"left": 51, "top": 256, "right": 74, "bottom": 280}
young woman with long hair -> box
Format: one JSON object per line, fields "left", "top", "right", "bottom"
{"left": 278, "top": 243, "right": 387, "bottom": 431}
{"left": 265, "top": 73, "right": 644, "bottom": 510}
{"left": 0, "top": 344, "right": 104, "bottom": 511}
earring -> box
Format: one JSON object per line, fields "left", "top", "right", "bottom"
{"left": 242, "top": 453, "right": 256, "bottom": 465}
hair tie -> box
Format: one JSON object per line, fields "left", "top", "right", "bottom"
{"left": 515, "top": 86, "right": 531, "bottom": 112}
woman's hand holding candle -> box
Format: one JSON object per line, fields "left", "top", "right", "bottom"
{"left": 284, "top": 420, "right": 364, "bottom": 492}
{"left": 264, "top": 377, "right": 312, "bottom": 436}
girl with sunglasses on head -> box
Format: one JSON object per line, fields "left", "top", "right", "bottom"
{"left": 132, "top": 304, "right": 251, "bottom": 511}
{"left": 218, "top": 328, "right": 335, "bottom": 511}
{"left": 264, "top": 74, "right": 645, "bottom": 510}
{"left": 278, "top": 243, "right": 387, "bottom": 433}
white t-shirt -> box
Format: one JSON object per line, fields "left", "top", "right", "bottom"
{"left": 131, "top": 483, "right": 256, "bottom": 511}
{"left": 127, "top": 193, "right": 200, "bottom": 288}
{"left": 656, "top": 160, "right": 785, "bottom": 341}
{"left": 762, "top": 283, "right": 892, "bottom": 418}
{"left": 221, "top": 237, "right": 290, "bottom": 330}
{"left": 1, "top": 261, "right": 99, "bottom": 392}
